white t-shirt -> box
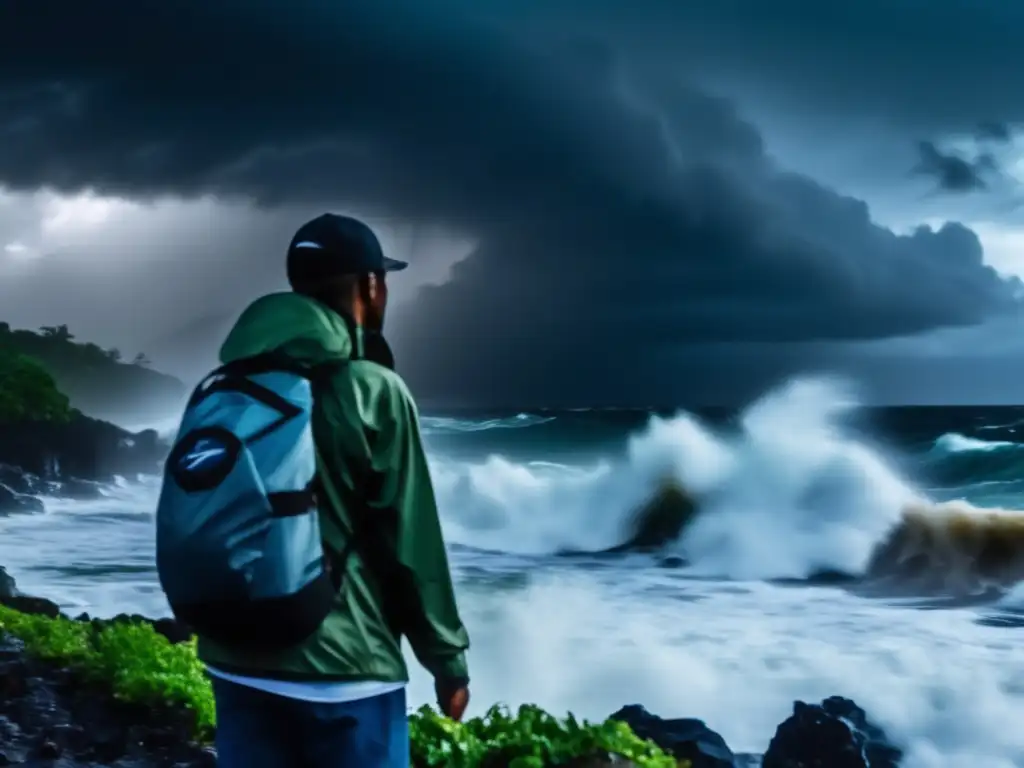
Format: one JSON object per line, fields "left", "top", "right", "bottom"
{"left": 206, "top": 665, "right": 405, "bottom": 704}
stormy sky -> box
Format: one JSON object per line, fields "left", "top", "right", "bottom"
{"left": 3, "top": 0, "right": 1024, "bottom": 408}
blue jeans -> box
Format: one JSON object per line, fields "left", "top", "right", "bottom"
{"left": 212, "top": 676, "right": 410, "bottom": 767}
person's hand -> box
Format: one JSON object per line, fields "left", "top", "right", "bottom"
{"left": 435, "top": 679, "right": 470, "bottom": 721}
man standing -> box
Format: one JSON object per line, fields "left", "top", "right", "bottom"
{"left": 194, "top": 214, "right": 470, "bottom": 766}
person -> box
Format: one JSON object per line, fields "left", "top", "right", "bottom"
{"left": 197, "top": 213, "right": 471, "bottom": 767}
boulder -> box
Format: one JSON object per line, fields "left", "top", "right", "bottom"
{"left": 0, "top": 483, "right": 44, "bottom": 515}
{"left": 0, "top": 565, "right": 64, "bottom": 618}
{"left": 602, "top": 481, "right": 700, "bottom": 554}
{"left": 0, "top": 567, "right": 16, "bottom": 601}
{"left": 608, "top": 704, "right": 734, "bottom": 768}
{"left": 762, "top": 696, "right": 903, "bottom": 768}
{"left": 1, "top": 594, "right": 63, "bottom": 619}
{"left": 0, "top": 464, "right": 38, "bottom": 495}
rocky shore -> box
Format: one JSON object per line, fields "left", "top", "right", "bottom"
{"left": 0, "top": 567, "right": 906, "bottom": 767}
{"left": 0, "top": 415, "right": 167, "bottom": 515}
{"left": 0, "top": 633, "right": 215, "bottom": 768}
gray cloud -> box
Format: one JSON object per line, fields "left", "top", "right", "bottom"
{"left": 977, "top": 121, "right": 1014, "bottom": 144}
{"left": 913, "top": 141, "right": 996, "bottom": 193}
{"left": 1, "top": 0, "right": 1021, "bottom": 406}
{"left": 912, "top": 123, "right": 1018, "bottom": 195}
{"left": 510, "top": 1, "right": 1024, "bottom": 135}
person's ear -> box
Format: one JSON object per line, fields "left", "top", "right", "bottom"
{"left": 366, "top": 272, "right": 377, "bottom": 301}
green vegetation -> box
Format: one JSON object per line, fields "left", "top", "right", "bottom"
{"left": 410, "top": 704, "right": 681, "bottom": 767}
{"left": 0, "top": 349, "right": 74, "bottom": 424}
{"left": 0, "top": 605, "right": 215, "bottom": 735}
{"left": 0, "top": 322, "right": 184, "bottom": 420}
{"left": 0, "top": 605, "right": 682, "bottom": 767}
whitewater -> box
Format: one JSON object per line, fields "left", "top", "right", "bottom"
{"left": 5, "top": 378, "right": 1024, "bottom": 766}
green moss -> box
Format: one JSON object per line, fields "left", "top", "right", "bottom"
{"left": 0, "top": 605, "right": 682, "bottom": 767}
{"left": 0, "top": 350, "right": 73, "bottom": 424}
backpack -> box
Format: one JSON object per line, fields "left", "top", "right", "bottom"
{"left": 155, "top": 353, "right": 351, "bottom": 652}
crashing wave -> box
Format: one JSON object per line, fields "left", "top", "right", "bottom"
{"left": 27, "top": 375, "right": 1024, "bottom": 600}
{"left": 430, "top": 378, "right": 1024, "bottom": 598}
{"left": 931, "top": 433, "right": 1015, "bottom": 454}
{"left": 864, "top": 500, "right": 1024, "bottom": 594}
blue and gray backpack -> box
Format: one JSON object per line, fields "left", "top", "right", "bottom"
{"left": 155, "top": 354, "right": 351, "bottom": 651}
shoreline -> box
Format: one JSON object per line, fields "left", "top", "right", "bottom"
{"left": 0, "top": 567, "right": 903, "bottom": 767}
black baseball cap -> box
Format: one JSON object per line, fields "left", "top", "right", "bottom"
{"left": 286, "top": 213, "right": 407, "bottom": 287}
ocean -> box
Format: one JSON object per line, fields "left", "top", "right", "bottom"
{"left": 3, "top": 377, "right": 1024, "bottom": 767}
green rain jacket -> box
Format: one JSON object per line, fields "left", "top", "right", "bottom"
{"left": 197, "top": 292, "right": 470, "bottom": 685}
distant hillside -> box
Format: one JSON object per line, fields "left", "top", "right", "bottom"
{"left": 0, "top": 349, "right": 73, "bottom": 425}
{"left": 0, "top": 323, "right": 186, "bottom": 424}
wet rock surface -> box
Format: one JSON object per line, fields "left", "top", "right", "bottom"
{"left": 0, "top": 635, "right": 212, "bottom": 767}
{"left": 0, "top": 416, "right": 165, "bottom": 485}
{"left": 0, "top": 414, "right": 169, "bottom": 517}
{"left": 604, "top": 482, "right": 699, "bottom": 554}
{"left": 0, "top": 569, "right": 206, "bottom": 766}
{"left": 762, "top": 696, "right": 903, "bottom": 768}
{"left": 0, "top": 483, "right": 45, "bottom": 516}
{"left": 608, "top": 704, "right": 735, "bottom": 768}
{"left": 609, "top": 696, "right": 903, "bottom": 768}
{"left": 0, "top": 419, "right": 164, "bottom": 518}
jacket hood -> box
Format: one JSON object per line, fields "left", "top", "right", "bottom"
{"left": 219, "top": 292, "right": 359, "bottom": 365}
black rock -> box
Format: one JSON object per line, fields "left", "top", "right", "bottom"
{"left": 0, "top": 466, "right": 36, "bottom": 496}
{"left": 151, "top": 619, "right": 192, "bottom": 645}
{"left": 762, "top": 696, "right": 903, "bottom": 768}
{"left": 0, "top": 634, "right": 211, "bottom": 767}
{"left": 37, "top": 739, "right": 61, "bottom": 759}
{"left": 0, "top": 415, "right": 167, "bottom": 485}
{"left": 0, "top": 595, "right": 62, "bottom": 619}
{"left": 608, "top": 704, "right": 734, "bottom": 768}
{"left": 0, "top": 485, "right": 43, "bottom": 516}
{"left": 0, "top": 569, "right": 16, "bottom": 601}
{"left": 0, "top": 569, "right": 62, "bottom": 618}
{"left": 603, "top": 483, "right": 699, "bottom": 553}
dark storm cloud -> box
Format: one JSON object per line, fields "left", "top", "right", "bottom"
{"left": 977, "top": 122, "right": 1013, "bottom": 144}
{"left": 494, "top": 0, "right": 1024, "bottom": 134}
{"left": 913, "top": 141, "right": 995, "bottom": 193}
{"left": 0, "top": 0, "right": 1021, "bottom": 404}
{"left": 912, "top": 121, "right": 1017, "bottom": 194}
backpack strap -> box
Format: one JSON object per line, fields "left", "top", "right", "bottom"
{"left": 189, "top": 353, "right": 312, "bottom": 444}
{"left": 267, "top": 487, "right": 318, "bottom": 518}
{"left": 192, "top": 353, "right": 354, "bottom": 592}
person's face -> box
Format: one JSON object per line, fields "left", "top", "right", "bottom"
{"left": 361, "top": 271, "right": 389, "bottom": 331}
